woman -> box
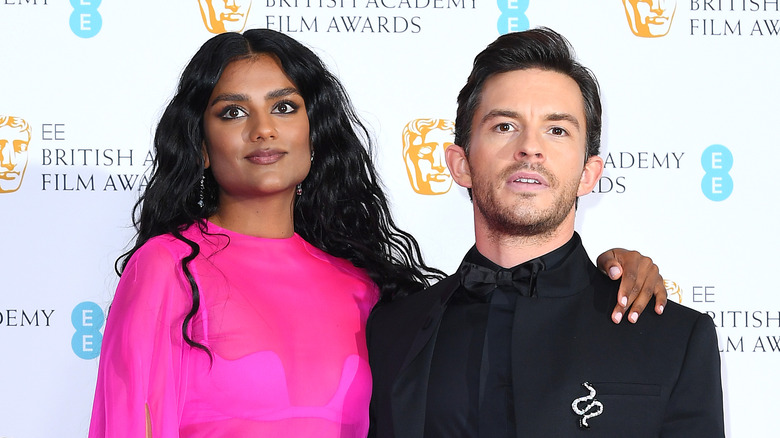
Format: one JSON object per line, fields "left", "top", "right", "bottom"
{"left": 89, "top": 29, "right": 664, "bottom": 437}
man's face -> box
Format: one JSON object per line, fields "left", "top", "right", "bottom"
{"left": 623, "top": 0, "right": 676, "bottom": 37}
{"left": 451, "top": 68, "right": 598, "bottom": 238}
{"left": 0, "top": 124, "right": 31, "bottom": 193}
{"left": 404, "top": 126, "right": 453, "bottom": 195}
{"left": 200, "top": 0, "right": 252, "bottom": 33}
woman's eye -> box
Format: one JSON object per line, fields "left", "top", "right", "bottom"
{"left": 274, "top": 101, "right": 298, "bottom": 114}
{"left": 276, "top": 102, "right": 298, "bottom": 114}
{"left": 220, "top": 106, "right": 247, "bottom": 119}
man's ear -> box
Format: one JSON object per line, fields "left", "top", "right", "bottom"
{"left": 202, "top": 141, "right": 210, "bottom": 169}
{"left": 445, "top": 144, "right": 473, "bottom": 189}
{"left": 577, "top": 154, "right": 604, "bottom": 196}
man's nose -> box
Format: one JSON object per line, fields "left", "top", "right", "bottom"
{"left": 513, "top": 132, "right": 545, "bottom": 163}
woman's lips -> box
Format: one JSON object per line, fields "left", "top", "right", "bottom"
{"left": 246, "top": 149, "right": 286, "bottom": 165}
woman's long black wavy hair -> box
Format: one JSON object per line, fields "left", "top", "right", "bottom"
{"left": 118, "top": 29, "right": 444, "bottom": 356}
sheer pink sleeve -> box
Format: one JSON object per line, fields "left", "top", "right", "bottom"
{"left": 89, "top": 239, "right": 193, "bottom": 438}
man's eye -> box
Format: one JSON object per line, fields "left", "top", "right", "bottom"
{"left": 496, "top": 123, "right": 513, "bottom": 132}
{"left": 550, "top": 127, "right": 567, "bottom": 136}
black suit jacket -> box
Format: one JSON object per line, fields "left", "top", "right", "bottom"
{"left": 367, "top": 237, "right": 724, "bottom": 437}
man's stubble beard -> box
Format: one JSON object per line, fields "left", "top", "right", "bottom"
{"left": 471, "top": 163, "right": 579, "bottom": 240}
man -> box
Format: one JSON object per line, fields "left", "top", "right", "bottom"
{"left": 0, "top": 116, "right": 32, "bottom": 193}
{"left": 367, "top": 28, "right": 724, "bottom": 437}
{"left": 402, "top": 118, "right": 455, "bottom": 195}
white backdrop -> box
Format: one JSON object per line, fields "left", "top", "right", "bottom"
{"left": 1, "top": 1, "right": 778, "bottom": 437}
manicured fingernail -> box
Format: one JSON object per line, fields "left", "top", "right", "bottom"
{"left": 609, "top": 266, "right": 620, "bottom": 279}
{"left": 614, "top": 312, "right": 622, "bottom": 323}
{"left": 658, "top": 305, "right": 664, "bottom": 313}
{"left": 629, "top": 312, "right": 639, "bottom": 323}
{"left": 620, "top": 296, "right": 628, "bottom": 306}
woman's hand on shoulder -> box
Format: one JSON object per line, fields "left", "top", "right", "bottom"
{"left": 596, "top": 248, "right": 666, "bottom": 324}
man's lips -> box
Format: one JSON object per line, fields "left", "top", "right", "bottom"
{"left": 507, "top": 171, "right": 549, "bottom": 188}
{"left": 246, "top": 150, "right": 286, "bottom": 165}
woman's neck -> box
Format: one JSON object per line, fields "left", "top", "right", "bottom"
{"left": 209, "top": 192, "right": 296, "bottom": 239}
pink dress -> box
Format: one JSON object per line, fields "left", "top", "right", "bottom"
{"left": 89, "top": 222, "right": 379, "bottom": 437}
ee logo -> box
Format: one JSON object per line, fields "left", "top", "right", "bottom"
{"left": 70, "top": 0, "right": 102, "bottom": 38}
{"left": 497, "top": 0, "right": 530, "bottom": 34}
{"left": 701, "top": 144, "right": 733, "bottom": 202}
{"left": 72, "top": 301, "right": 105, "bottom": 360}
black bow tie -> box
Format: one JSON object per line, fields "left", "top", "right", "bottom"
{"left": 458, "top": 259, "right": 545, "bottom": 299}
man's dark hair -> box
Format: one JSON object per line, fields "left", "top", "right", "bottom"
{"left": 454, "top": 27, "right": 602, "bottom": 159}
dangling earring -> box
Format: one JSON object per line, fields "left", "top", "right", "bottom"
{"left": 198, "top": 176, "right": 205, "bottom": 207}
{"left": 298, "top": 150, "right": 312, "bottom": 196}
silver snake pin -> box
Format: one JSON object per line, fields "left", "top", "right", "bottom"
{"left": 571, "top": 382, "right": 604, "bottom": 428}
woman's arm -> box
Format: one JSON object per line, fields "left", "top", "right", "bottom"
{"left": 89, "top": 241, "right": 192, "bottom": 438}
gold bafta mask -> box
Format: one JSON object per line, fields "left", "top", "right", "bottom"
{"left": 198, "top": 0, "right": 252, "bottom": 34}
{"left": 402, "top": 118, "right": 454, "bottom": 195}
{"left": 0, "top": 116, "right": 31, "bottom": 194}
{"left": 663, "top": 279, "right": 683, "bottom": 303}
{"left": 623, "top": 0, "right": 677, "bottom": 38}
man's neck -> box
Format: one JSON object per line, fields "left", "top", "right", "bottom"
{"left": 473, "top": 214, "right": 576, "bottom": 269}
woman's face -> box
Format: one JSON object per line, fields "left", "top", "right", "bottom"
{"left": 202, "top": 54, "right": 311, "bottom": 205}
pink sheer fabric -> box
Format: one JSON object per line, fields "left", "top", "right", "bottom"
{"left": 89, "top": 222, "right": 379, "bottom": 437}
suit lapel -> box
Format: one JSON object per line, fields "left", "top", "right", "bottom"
{"left": 391, "top": 276, "right": 460, "bottom": 438}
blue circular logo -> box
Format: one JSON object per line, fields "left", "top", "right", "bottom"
{"left": 71, "top": 301, "right": 105, "bottom": 360}
{"left": 497, "top": 0, "right": 530, "bottom": 34}
{"left": 701, "top": 144, "right": 734, "bottom": 201}
{"left": 69, "top": 0, "right": 103, "bottom": 39}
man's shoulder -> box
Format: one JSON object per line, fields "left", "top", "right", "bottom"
{"left": 368, "top": 274, "right": 459, "bottom": 331}
{"left": 374, "top": 274, "right": 458, "bottom": 313}
{"left": 593, "top": 296, "right": 718, "bottom": 352}
{"left": 387, "top": 274, "right": 459, "bottom": 306}
{"left": 653, "top": 300, "right": 717, "bottom": 334}
{"left": 580, "top": 272, "right": 715, "bottom": 341}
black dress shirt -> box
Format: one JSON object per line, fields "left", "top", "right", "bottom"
{"left": 424, "top": 238, "right": 578, "bottom": 437}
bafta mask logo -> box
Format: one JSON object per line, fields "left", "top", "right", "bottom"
{"left": 663, "top": 279, "right": 683, "bottom": 303}
{"left": 622, "top": 0, "right": 677, "bottom": 38}
{"left": 0, "top": 116, "right": 31, "bottom": 194}
{"left": 198, "top": 0, "right": 252, "bottom": 34}
{"left": 402, "top": 118, "right": 455, "bottom": 195}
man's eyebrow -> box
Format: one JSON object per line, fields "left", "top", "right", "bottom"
{"left": 546, "top": 112, "right": 581, "bottom": 131}
{"left": 209, "top": 88, "right": 300, "bottom": 107}
{"left": 481, "top": 109, "right": 581, "bottom": 130}
{"left": 480, "top": 109, "right": 520, "bottom": 125}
